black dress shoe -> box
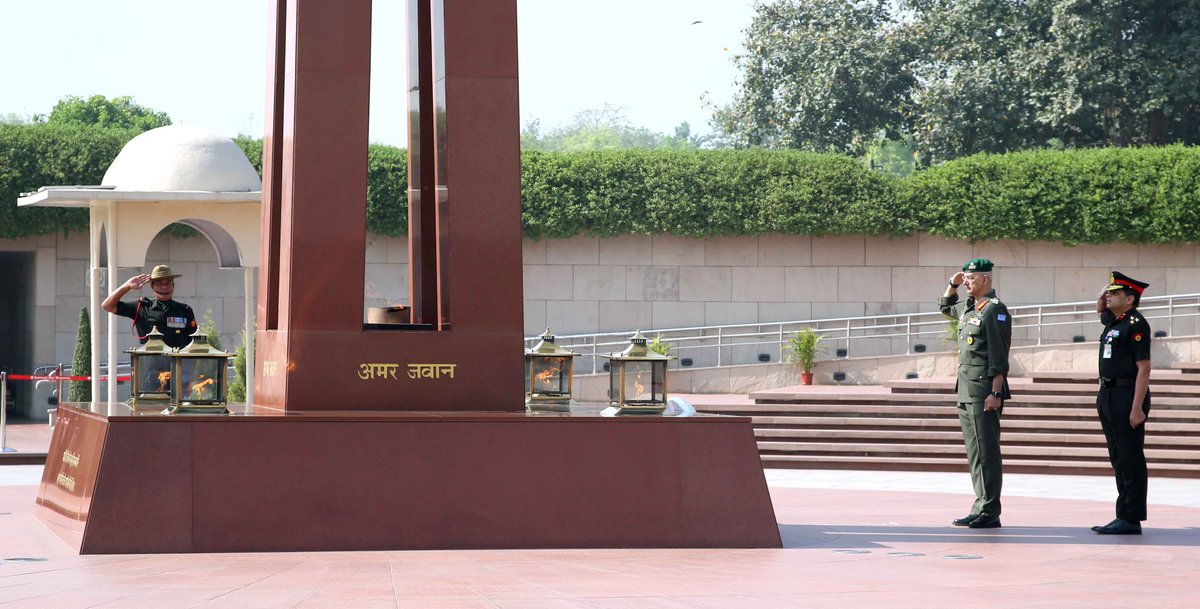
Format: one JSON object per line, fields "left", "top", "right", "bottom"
{"left": 1091, "top": 518, "right": 1121, "bottom": 532}
{"left": 968, "top": 515, "right": 1001, "bottom": 529}
{"left": 952, "top": 514, "right": 980, "bottom": 526}
{"left": 1095, "top": 519, "right": 1142, "bottom": 535}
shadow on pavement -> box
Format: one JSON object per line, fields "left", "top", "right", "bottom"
{"left": 779, "top": 523, "right": 1200, "bottom": 549}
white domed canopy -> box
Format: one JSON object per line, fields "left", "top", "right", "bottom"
{"left": 16, "top": 124, "right": 263, "bottom": 406}
{"left": 102, "top": 125, "right": 262, "bottom": 192}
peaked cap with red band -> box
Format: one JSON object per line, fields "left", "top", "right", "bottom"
{"left": 1105, "top": 271, "right": 1149, "bottom": 295}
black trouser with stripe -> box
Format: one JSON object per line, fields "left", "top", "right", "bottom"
{"left": 1096, "top": 386, "right": 1150, "bottom": 522}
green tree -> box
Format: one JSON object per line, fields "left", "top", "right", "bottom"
{"left": 905, "top": 0, "right": 1200, "bottom": 158}
{"left": 199, "top": 312, "right": 222, "bottom": 350}
{"left": 714, "top": 0, "right": 916, "bottom": 154}
{"left": 1034, "top": 0, "right": 1200, "bottom": 147}
{"left": 68, "top": 308, "right": 91, "bottom": 402}
{"left": 522, "top": 105, "right": 699, "bottom": 151}
{"left": 46, "top": 95, "right": 171, "bottom": 131}
{"left": 228, "top": 332, "right": 251, "bottom": 403}
{"left": 719, "top": 0, "right": 1200, "bottom": 160}
{"left": 903, "top": 0, "right": 1058, "bottom": 160}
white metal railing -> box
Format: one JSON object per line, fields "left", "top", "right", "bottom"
{"left": 526, "top": 293, "right": 1200, "bottom": 374}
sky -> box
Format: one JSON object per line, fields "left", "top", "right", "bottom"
{"left": 1, "top": 0, "right": 758, "bottom": 147}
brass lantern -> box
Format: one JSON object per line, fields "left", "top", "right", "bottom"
{"left": 524, "top": 328, "right": 578, "bottom": 412}
{"left": 602, "top": 330, "right": 672, "bottom": 415}
{"left": 127, "top": 328, "right": 174, "bottom": 408}
{"left": 166, "top": 334, "right": 233, "bottom": 414}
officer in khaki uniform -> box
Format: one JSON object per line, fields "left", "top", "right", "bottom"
{"left": 101, "top": 264, "right": 198, "bottom": 349}
{"left": 939, "top": 258, "right": 1011, "bottom": 529}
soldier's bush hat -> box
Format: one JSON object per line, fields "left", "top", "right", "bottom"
{"left": 1106, "top": 271, "right": 1148, "bottom": 295}
{"left": 149, "top": 264, "right": 182, "bottom": 280}
{"left": 962, "top": 258, "right": 994, "bottom": 272}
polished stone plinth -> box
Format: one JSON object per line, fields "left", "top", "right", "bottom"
{"left": 35, "top": 403, "right": 781, "bottom": 554}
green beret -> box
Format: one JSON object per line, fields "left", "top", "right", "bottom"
{"left": 963, "top": 258, "right": 994, "bottom": 272}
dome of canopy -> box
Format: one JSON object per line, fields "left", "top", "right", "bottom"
{"left": 102, "top": 125, "right": 261, "bottom": 192}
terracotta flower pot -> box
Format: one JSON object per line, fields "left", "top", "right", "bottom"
{"left": 800, "top": 371, "right": 815, "bottom": 386}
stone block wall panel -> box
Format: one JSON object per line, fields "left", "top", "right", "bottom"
{"left": 10, "top": 231, "right": 1200, "bottom": 391}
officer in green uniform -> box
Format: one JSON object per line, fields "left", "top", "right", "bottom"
{"left": 939, "top": 258, "right": 1011, "bottom": 529}
{"left": 101, "top": 264, "right": 198, "bottom": 349}
{"left": 1091, "top": 271, "right": 1151, "bottom": 535}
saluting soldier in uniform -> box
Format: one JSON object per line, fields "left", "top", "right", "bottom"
{"left": 1091, "top": 271, "right": 1152, "bottom": 535}
{"left": 939, "top": 258, "right": 1011, "bottom": 529}
{"left": 102, "top": 264, "right": 198, "bottom": 349}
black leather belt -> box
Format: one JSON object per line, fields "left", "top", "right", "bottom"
{"left": 1099, "top": 377, "right": 1135, "bottom": 387}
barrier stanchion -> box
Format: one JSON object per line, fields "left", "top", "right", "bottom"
{"left": 55, "top": 363, "right": 63, "bottom": 408}
{"left": 2, "top": 371, "right": 133, "bottom": 435}
{"left": 1, "top": 371, "right": 12, "bottom": 453}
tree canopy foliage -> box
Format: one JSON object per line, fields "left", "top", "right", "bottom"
{"left": 714, "top": 0, "right": 915, "bottom": 154}
{"left": 45, "top": 95, "right": 172, "bottom": 131}
{"left": 717, "top": 0, "right": 1200, "bottom": 160}
{"left": 521, "top": 104, "right": 711, "bottom": 151}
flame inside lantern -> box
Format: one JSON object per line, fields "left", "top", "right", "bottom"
{"left": 534, "top": 365, "right": 560, "bottom": 392}
{"left": 157, "top": 370, "right": 172, "bottom": 392}
{"left": 190, "top": 375, "right": 215, "bottom": 400}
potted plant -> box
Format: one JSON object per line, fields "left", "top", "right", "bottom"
{"left": 940, "top": 314, "right": 960, "bottom": 354}
{"left": 648, "top": 333, "right": 673, "bottom": 357}
{"left": 787, "top": 327, "right": 825, "bottom": 385}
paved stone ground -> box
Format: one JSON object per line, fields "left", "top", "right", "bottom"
{"left": 1, "top": 465, "right": 1197, "bottom": 609}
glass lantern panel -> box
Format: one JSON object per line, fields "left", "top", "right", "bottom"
{"left": 608, "top": 361, "right": 622, "bottom": 402}
{"left": 136, "top": 354, "right": 172, "bottom": 396}
{"left": 178, "top": 358, "right": 224, "bottom": 403}
{"left": 530, "top": 356, "right": 570, "bottom": 396}
{"left": 524, "top": 358, "right": 532, "bottom": 394}
{"left": 622, "top": 360, "right": 660, "bottom": 403}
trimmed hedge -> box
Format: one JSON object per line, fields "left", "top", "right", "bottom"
{"left": 4, "top": 123, "right": 1200, "bottom": 244}
{"left": 521, "top": 149, "right": 908, "bottom": 238}
{"left": 0, "top": 123, "right": 135, "bottom": 238}
{"left": 365, "top": 144, "right": 408, "bottom": 237}
{"left": 232, "top": 137, "right": 409, "bottom": 237}
{"left": 904, "top": 146, "right": 1200, "bottom": 245}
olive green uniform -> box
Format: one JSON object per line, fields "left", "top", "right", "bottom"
{"left": 940, "top": 289, "right": 1011, "bottom": 518}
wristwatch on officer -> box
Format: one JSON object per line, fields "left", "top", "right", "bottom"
{"left": 991, "top": 390, "right": 1004, "bottom": 398}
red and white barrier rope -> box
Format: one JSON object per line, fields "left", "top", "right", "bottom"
{"left": 5, "top": 374, "right": 131, "bottom": 382}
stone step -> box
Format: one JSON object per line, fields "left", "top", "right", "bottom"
{"left": 0, "top": 453, "right": 47, "bottom": 466}
{"left": 704, "top": 402, "right": 1200, "bottom": 420}
{"left": 758, "top": 454, "right": 1200, "bottom": 477}
{"left": 886, "top": 380, "right": 1200, "bottom": 398}
{"left": 750, "top": 415, "right": 1200, "bottom": 436}
{"left": 1171, "top": 361, "right": 1200, "bottom": 374}
{"left": 1030, "top": 371, "right": 1200, "bottom": 385}
{"left": 748, "top": 391, "right": 1200, "bottom": 410}
{"left": 755, "top": 441, "right": 1200, "bottom": 463}
{"left": 753, "top": 428, "right": 1200, "bottom": 448}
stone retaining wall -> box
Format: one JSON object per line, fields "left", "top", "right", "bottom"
{"left": 2, "top": 230, "right": 1196, "bottom": 384}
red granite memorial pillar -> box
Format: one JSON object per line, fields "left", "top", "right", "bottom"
{"left": 255, "top": 0, "right": 524, "bottom": 412}
{"left": 36, "top": 0, "right": 781, "bottom": 555}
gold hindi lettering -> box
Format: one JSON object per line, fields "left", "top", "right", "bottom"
{"left": 358, "top": 363, "right": 401, "bottom": 380}
{"left": 56, "top": 472, "right": 76, "bottom": 492}
{"left": 407, "top": 363, "right": 457, "bottom": 380}
{"left": 62, "top": 450, "right": 81, "bottom": 468}
{"left": 263, "top": 360, "right": 280, "bottom": 377}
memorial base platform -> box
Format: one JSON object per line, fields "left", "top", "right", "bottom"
{"left": 36, "top": 403, "right": 781, "bottom": 554}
